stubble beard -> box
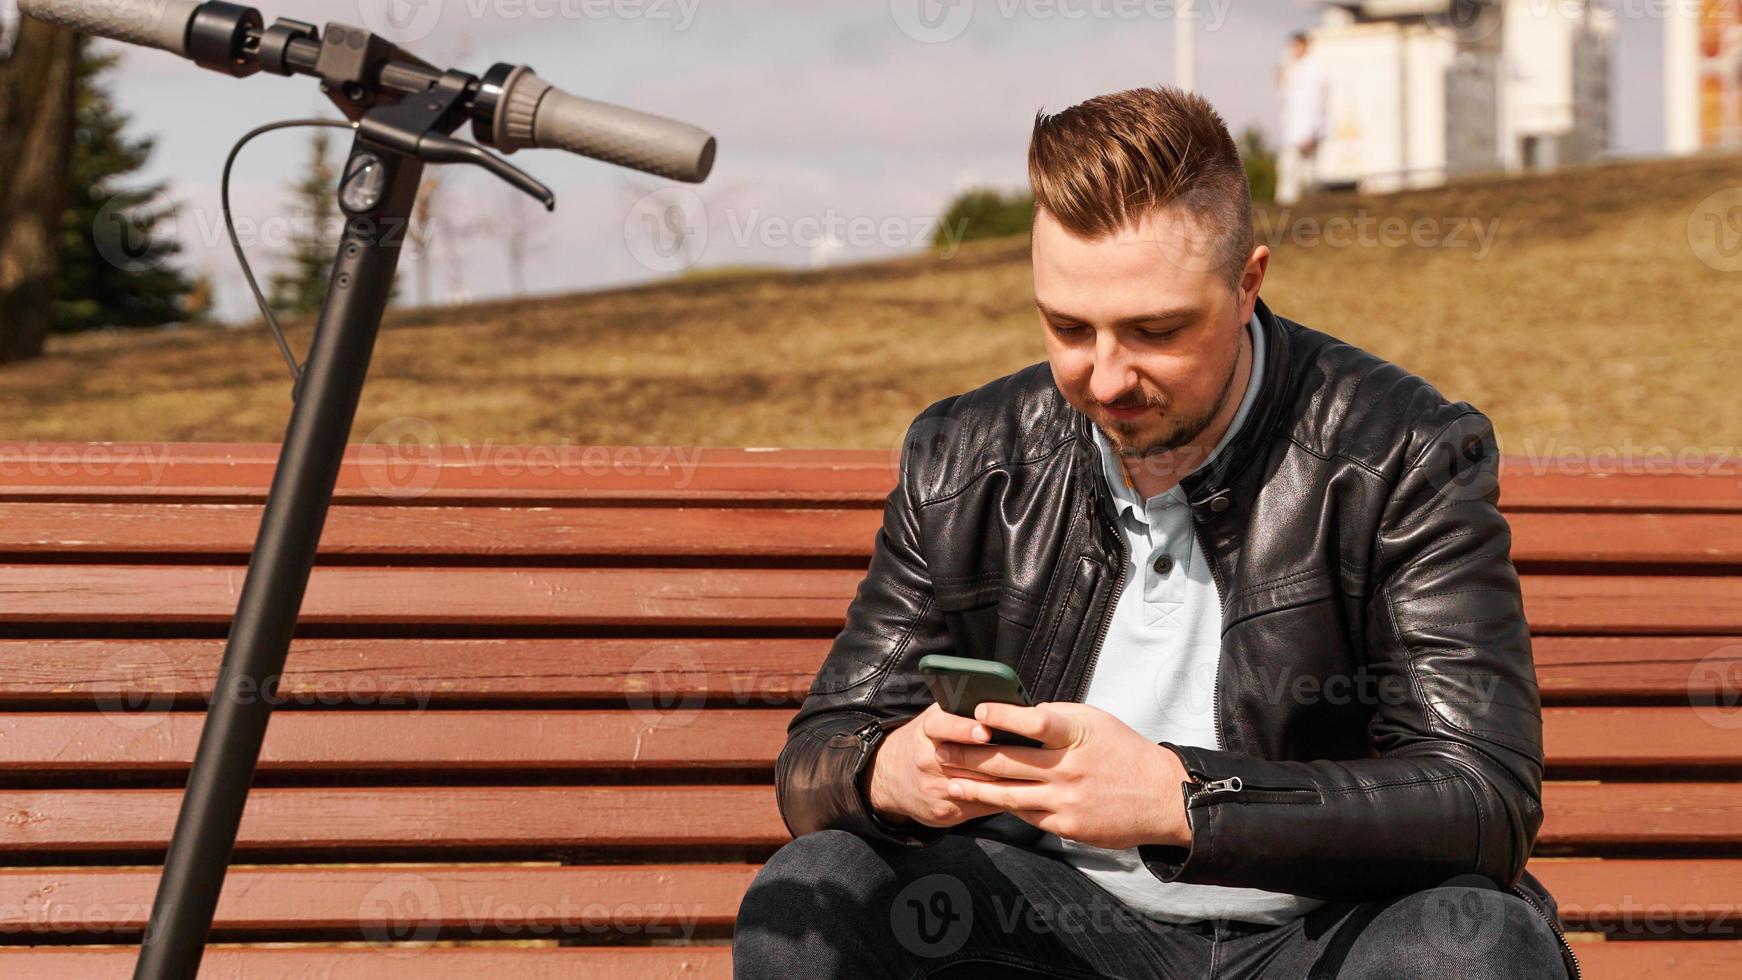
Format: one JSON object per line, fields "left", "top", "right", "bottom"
{"left": 1096, "top": 339, "right": 1244, "bottom": 473}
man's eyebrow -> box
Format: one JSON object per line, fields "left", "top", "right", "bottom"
{"left": 1034, "top": 301, "right": 1198, "bottom": 326}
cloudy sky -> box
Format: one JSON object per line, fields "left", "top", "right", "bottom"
{"left": 63, "top": 0, "right": 1670, "bottom": 321}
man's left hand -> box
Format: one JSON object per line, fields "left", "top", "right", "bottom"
{"left": 929, "top": 701, "right": 1193, "bottom": 850}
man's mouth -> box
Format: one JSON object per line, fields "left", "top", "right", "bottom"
{"left": 1103, "top": 402, "right": 1151, "bottom": 421}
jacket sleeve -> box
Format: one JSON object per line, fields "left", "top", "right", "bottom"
{"left": 1137, "top": 407, "right": 1545, "bottom": 900}
{"left": 772, "top": 410, "right": 959, "bottom": 847}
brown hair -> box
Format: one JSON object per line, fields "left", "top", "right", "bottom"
{"left": 1028, "top": 86, "right": 1255, "bottom": 287}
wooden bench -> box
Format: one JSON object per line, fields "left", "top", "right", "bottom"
{"left": 0, "top": 442, "right": 1737, "bottom": 978}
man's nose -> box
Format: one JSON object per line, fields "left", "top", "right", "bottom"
{"left": 1088, "top": 338, "right": 1138, "bottom": 405}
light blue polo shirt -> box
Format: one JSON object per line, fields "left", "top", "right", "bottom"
{"left": 1035, "top": 312, "right": 1326, "bottom": 925}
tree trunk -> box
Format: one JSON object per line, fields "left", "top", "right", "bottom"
{"left": 0, "top": 22, "right": 79, "bottom": 364}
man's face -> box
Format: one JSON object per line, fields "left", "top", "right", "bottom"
{"left": 1033, "top": 203, "right": 1266, "bottom": 464}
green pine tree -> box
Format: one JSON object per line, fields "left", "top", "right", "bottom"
{"left": 266, "top": 127, "right": 340, "bottom": 316}
{"left": 52, "top": 39, "right": 193, "bottom": 333}
{"left": 1239, "top": 126, "right": 1279, "bottom": 205}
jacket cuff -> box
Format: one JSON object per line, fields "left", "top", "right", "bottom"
{"left": 849, "top": 716, "right": 949, "bottom": 847}
{"left": 1138, "top": 741, "right": 1210, "bottom": 880}
{"left": 1137, "top": 742, "right": 1324, "bottom": 884}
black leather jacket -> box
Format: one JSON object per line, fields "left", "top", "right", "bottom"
{"left": 774, "top": 298, "right": 1573, "bottom": 972}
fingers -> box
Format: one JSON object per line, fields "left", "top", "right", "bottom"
{"left": 920, "top": 704, "right": 991, "bottom": 746}
{"left": 936, "top": 742, "right": 1054, "bottom": 780}
{"left": 945, "top": 776, "right": 1051, "bottom": 812}
{"left": 974, "top": 702, "right": 1079, "bottom": 749}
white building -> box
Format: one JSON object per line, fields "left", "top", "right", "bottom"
{"left": 1305, "top": 0, "right": 1614, "bottom": 194}
{"left": 1666, "top": 1, "right": 1742, "bottom": 153}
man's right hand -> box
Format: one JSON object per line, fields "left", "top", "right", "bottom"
{"left": 866, "top": 703, "right": 1006, "bottom": 828}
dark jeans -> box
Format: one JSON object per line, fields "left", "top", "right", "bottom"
{"left": 733, "top": 828, "right": 1570, "bottom": 979}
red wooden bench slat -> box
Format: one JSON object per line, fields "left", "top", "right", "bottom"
{"left": 0, "top": 708, "right": 1731, "bottom": 773}
{"left": 0, "top": 503, "right": 880, "bottom": 559}
{"left": 0, "top": 713, "right": 1721, "bottom": 776}
{"left": 4, "top": 503, "right": 1738, "bottom": 567}
{"left": 3, "top": 444, "right": 1738, "bottom": 511}
{"left": 3, "top": 565, "right": 1741, "bottom": 632}
{"left": 1532, "top": 859, "right": 1742, "bottom": 926}
{"left": 0, "top": 863, "right": 758, "bottom": 935}
{"left": 0, "top": 942, "right": 1737, "bottom": 980}
{"left": 0, "top": 860, "right": 1731, "bottom": 935}
{"left": 0, "top": 782, "right": 1733, "bottom": 854}
{"left": 0, "top": 444, "right": 900, "bottom": 505}
{"left": 0, "top": 637, "right": 826, "bottom": 704}
{"left": 0, "top": 637, "right": 1733, "bottom": 704}
{"left": 0, "top": 947, "right": 735, "bottom": 980}
{"left": 1532, "top": 636, "right": 1742, "bottom": 701}
{"left": 1564, "top": 941, "right": 1742, "bottom": 980}
{"left": 0, "top": 711, "right": 790, "bottom": 773}
{"left": 0, "top": 565, "right": 866, "bottom": 627}
{"left": 0, "top": 786, "right": 788, "bottom": 853}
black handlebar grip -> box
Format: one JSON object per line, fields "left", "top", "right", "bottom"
{"left": 18, "top": 0, "right": 201, "bottom": 56}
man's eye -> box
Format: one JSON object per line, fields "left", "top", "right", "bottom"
{"left": 1052, "top": 323, "right": 1086, "bottom": 336}
{"left": 1138, "top": 328, "right": 1181, "bottom": 341}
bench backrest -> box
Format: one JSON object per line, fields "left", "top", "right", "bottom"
{"left": 0, "top": 443, "right": 1737, "bottom": 978}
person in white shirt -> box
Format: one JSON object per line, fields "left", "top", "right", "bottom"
{"left": 1278, "top": 32, "right": 1328, "bottom": 204}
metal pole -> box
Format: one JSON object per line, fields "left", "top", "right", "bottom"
{"left": 1175, "top": 0, "right": 1197, "bottom": 91}
{"left": 133, "top": 134, "right": 425, "bottom": 979}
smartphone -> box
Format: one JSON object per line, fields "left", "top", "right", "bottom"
{"left": 917, "top": 654, "right": 1044, "bottom": 748}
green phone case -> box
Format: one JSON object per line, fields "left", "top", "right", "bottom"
{"left": 917, "top": 654, "right": 1043, "bottom": 747}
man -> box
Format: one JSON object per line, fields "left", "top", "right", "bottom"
{"left": 734, "top": 87, "right": 1574, "bottom": 979}
{"left": 1278, "top": 31, "right": 1328, "bottom": 205}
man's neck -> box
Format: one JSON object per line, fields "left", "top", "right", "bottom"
{"left": 1116, "top": 320, "right": 1254, "bottom": 502}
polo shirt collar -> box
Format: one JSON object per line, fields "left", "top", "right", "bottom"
{"left": 1091, "top": 311, "right": 1267, "bottom": 524}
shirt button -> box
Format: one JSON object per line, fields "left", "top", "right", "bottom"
{"left": 1152, "top": 553, "right": 1174, "bottom": 575}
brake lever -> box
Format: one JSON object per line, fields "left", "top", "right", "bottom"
{"left": 416, "top": 132, "right": 556, "bottom": 210}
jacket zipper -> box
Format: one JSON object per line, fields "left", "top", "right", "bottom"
{"left": 1509, "top": 881, "right": 1581, "bottom": 980}
{"left": 1191, "top": 504, "right": 1229, "bottom": 751}
{"left": 1072, "top": 505, "right": 1127, "bottom": 703}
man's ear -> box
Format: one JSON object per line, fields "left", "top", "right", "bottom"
{"left": 1237, "top": 245, "right": 1271, "bottom": 319}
